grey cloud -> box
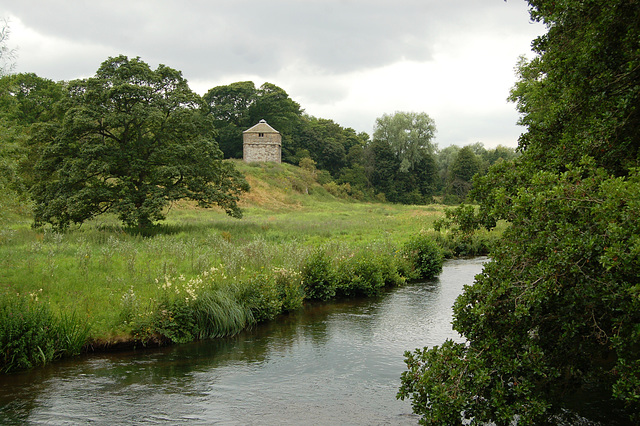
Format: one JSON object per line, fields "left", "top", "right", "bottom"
{"left": 1, "top": 0, "right": 531, "bottom": 81}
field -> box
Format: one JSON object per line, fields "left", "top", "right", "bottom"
{"left": 1, "top": 162, "right": 453, "bottom": 346}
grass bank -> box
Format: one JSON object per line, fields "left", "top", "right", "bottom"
{"left": 0, "top": 161, "right": 499, "bottom": 372}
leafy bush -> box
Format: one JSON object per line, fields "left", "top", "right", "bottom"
{"left": 402, "top": 233, "right": 444, "bottom": 280}
{"left": 336, "top": 249, "right": 406, "bottom": 297}
{"left": 336, "top": 252, "right": 385, "bottom": 297}
{"left": 433, "top": 228, "right": 498, "bottom": 257}
{"left": 240, "top": 273, "right": 283, "bottom": 322}
{"left": 323, "top": 182, "right": 352, "bottom": 199}
{"left": 273, "top": 267, "right": 305, "bottom": 313}
{"left": 301, "top": 249, "right": 337, "bottom": 300}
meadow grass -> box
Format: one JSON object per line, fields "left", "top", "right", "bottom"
{"left": 0, "top": 161, "right": 499, "bottom": 371}
{"left": 1, "top": 199, "right": 444, "bottom": 337}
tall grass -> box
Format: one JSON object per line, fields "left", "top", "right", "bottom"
{"left": 0, "top": 291, "right": 90, "bottom": 373}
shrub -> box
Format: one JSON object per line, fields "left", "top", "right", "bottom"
{"left": 336, "top": 252, "right": 384, "bottom": 297}
{"left": 403, "top": 233, "right": 444, "bottom": 280}
{"left": 273, "top": 267, "right": 304, "bottom": 313}
{"left": 240, "top": 273, "right": 283, "bottom": 322}
{"left": 301, "top": 249, "right": 337, "bottom": 300}
{"left": 336, "top": 249, "right": 406, "bottom": 297}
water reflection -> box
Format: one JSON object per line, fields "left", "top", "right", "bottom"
{"left": 0, "top": 258, "right": 486, "bottom": 425}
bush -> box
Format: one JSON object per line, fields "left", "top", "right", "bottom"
{"left": 433, "top": 229, "right": 497, "bottom": 257}
{"left": 403, "top": 234, "right": 444, "bottom": 280}
{"left": 336, "top": 252, "right": 385, "bottom": 297}
{"left": 273, "top": 267, "right": 305, "bottom": 313}
{"left": 241, "top": 273, "right": 283, "bottom": 322}
{"left": 336, "top": 249, "right": 406, "bottom": 297}
{"left": 301, "top": 249, "right": 337, "bottom": 300}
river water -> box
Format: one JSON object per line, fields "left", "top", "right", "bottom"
{"left": 0, "top": 258, "right": 484, "bottom": 425}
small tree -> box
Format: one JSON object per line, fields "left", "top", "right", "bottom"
{"left": 31, "top": 55, "right": 249, "bottom": 229}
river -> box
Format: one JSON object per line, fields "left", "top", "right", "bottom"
{"left": 0, "top": 258, "right": 483, "bottom": 425}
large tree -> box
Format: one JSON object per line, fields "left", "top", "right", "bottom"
{"left": 372, "top": 111, "right": 436, "bottom": 173}
{"left": 368, "top": 111, "right": 438, "bottom": 203}
{"left": 31, "top": 56, "right": 249, "bottom": 229}
{"left": 399, "top": 0, "right": 640, "bottom": 424}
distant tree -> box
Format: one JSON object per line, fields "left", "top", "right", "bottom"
{"left": 367, "top": 138, "right": 400, "bottom": 200}
{"left": 483, "top": 144, "right": 518, "bottom": 165}
{"left": 445, "top": 145, "right": 481, "bottom": 201}
{"left": 373, "top": 111, "right": 436, "bottom": 172}
{"left": 248, "top": 82, "right": 302, "bottom": 137}
{"left": 369, "top": 111, "right": 438, "bottom": 202}
{"left": 203, "top": 81, "right": 303, "bottom": 159}
{"left": 435, "top": 145, "right": 460, "bottom": 191}
{"left": 202, "top": 81, "right": 257, "bottom": 158}
{"left": 31, "top": 56, "right": 249, "bottom": 229}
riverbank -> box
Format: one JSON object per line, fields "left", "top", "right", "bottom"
{"left": 1, "top": 162, "right": 500, "bottom": 373}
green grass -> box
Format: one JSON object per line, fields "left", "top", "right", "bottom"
{"left": 2, "top": 161, "right": 479, "bottom": 367}
{"left": 1, "top": 205, "right": 444, "bottom": 334}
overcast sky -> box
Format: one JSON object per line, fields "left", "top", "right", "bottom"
{"left": 1, "top": 0, "right": 545, "bottom": 149}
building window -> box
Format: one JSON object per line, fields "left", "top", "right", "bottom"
{"left": 258, "top": 133, "right": 264, "bottom": 137}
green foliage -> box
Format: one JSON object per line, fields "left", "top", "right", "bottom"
{"left": 433, "top": 204, "right": 498, "bottom": 256}
{"left": 301, "top": 249, "right": 337, "bottom": 301}
{"left": 400, "top": 0, "right": 640, "bottom": 423}
{"left": 30, "top": 55, "right": 249, "bottom": 229}
{"left": 335, "top": 246, "right": 406, "bottom": 298}
{"left": 0, "top": 291, "right": 89, "bottom": 373}
{"left": 402, "top": 232, "right": 444, "bottom": 280}
{"left": 403, "top": 159, "right": 640, "bottom": 423}
{"left": 445, "top": 146, "right": 482, "bottom": 200}
{"left": 408, "top": 161, "right": 640, "bottom": 423}
{"left": 241, "top": 273, "right": 284, "bottom": 322}
{"left": 373, "top": 111, "right": 437, "bottom": 172}
{"left": 510, "top": 0, "right": 639, "bottom": 175}
{"left": 366, "top": 112, "right": 439, "bottom": 203}
{"left": 273, "top": 267, "right": 305, "bottom": 313}
{"left": 203, "top": 81, "right": 303, "bottom": 159}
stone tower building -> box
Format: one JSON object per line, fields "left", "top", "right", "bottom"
{"left": 243, "top": 119, "right": 281, "bottom": 163}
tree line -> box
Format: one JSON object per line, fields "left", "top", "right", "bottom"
{"left": 203, "top": 80, "right": 518, "bottom": 204}
{"left": 0, "top": 45, "right": 517, "bottom": 229}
